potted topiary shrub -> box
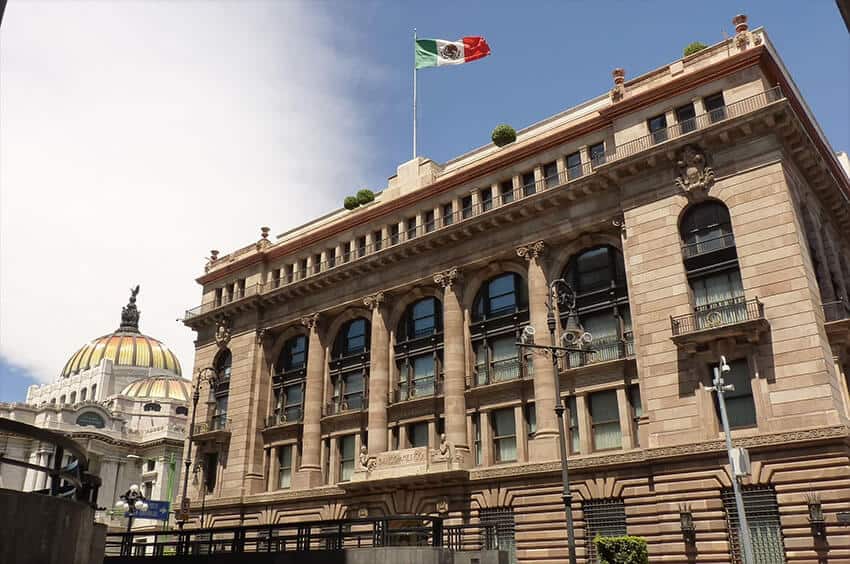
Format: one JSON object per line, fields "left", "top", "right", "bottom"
{"left": 356, "top": 189, "right": 375, "bottom": 206}
{"left": 683, "top": 42, "right": 708, "bottom": 57}
{"left": 343, "top": 196, "right": 359, "bottom": 210}
{"left": 594, "top": 535, "right": 649, "bottom": 564}
{"left": 491, "top": 124, "right": 517, "bottom": 147}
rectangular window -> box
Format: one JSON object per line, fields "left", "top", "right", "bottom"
{"left": 299, "top": 258, "right": 308, "bottom": 279}
{"left": 589, "top": 142, "right": 606, "bottom": 166}
{"left": 676, "top": 103, "right": 697, "bottom": 134}
{"left": 313, "top": 254, "right": 322, "bottom": 274}
{"left": 373, "top": 230, "right": 383, "bottom": 252}
{"left": 461, "top": 195, "right": 473, "bottom": 219}
{"left": 338, "top": 435, "right": 356, "bottom": 482}
{"left": 424, "top": 210, "right": 435, "bottom": 232}
{"left": 648, "top": 113, "right": 668, "bottom": 144}
{"left": 214, "top": 287, "right": 223, "bottom": 307}
{"left": 691, "top": 271, "right": 746, "bottom": 328}
{"left": 236, "top": 278, "right": 246, "bottom": 298}
{"left": 390, "top": 427, "right": 399, "bottom": 450}
{"left": 326, "top": 249, "right": 336, "bottom": 268}
{"left": 568, "top": 396, "right": 580, "bottom": 454}
{"left": 390, "top": 224, "right": 400, "bottom": 245}
{"left": 408, "top": 421, "right": 429, "bottom": 448}
{"left": 492, "top": 408, "right": 517, "bottom": 463}
{"left": 543, "top": 161, "right": 559, "bottom": 188}
{"left": 278, "top": 445, "right": 292, "bottom": 488}
{"left": 722, "top": 486, "right": 785, "bottom": 564}
{"left": 472, "top": 413, "right": 482, "bottom": 465}
{"left": 629, "top": 385, "right": 642, "bottom": 447}
{"left": 322, "top": 439, "right": 330, "bottom": 483}
{"left": 271, "top": 268, "right": 282, "bottom": 288}
{"left": 144, "top": 481, "right": 153, "bottom": 500}
{"left": 442, "top": 203, "right": 454, "bottom": 226}
{"left": 704, "top": 92, "right": 726, "bottom": 122}
{"left": 406, "top": 216, "right": 417, "bottom": 240}
{"left": 204, "top": 453, "right": 218, "bottom": 492}
{"left": 282, "top": 378, "right": 304, "bottom": 422}
{"left": 716, "top": 359, "right": 757, "bottom": 429}
{"left": 146, "top": 459, "right": 155, "bottom": 472}
{"left": 285, "top": 264, "right": 294, "bottom": 284}
{"left": 480, "top": 187, "right": 493, "bottom": 211}
{"left": 491, "top": 336, "right": 520, "bottom": 382}
{"left": 521, "top": 171, "right": 536, "bottom": 196}
{"left": 583, "top": 499, "right": 627, "bottom": 563}
{"left": 566, "top": 151, "right": 582, "bottom": 180}
{"left": 500, "top": 180, "right": 514, "bottom": 204}
{"left": 214, "top": 395, "right": 229, "bottom": 429}
{"left": 525, "top": 404, "right": 536, "bottom": 438}
{"left": 590, "top": 390, "right": 622, "bottom": 450}
{"left": 357, "top": 236, "right": 366, "bottom": 257}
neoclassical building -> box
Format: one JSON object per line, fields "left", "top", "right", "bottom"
{"left": 0, "top": 289, "right": 190, "bottom": 530}
{"left": 180, "top": 16, "right": 850, "bottom": 563}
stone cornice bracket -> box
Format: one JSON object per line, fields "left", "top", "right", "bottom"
{"left": 214, "top": 316, "right": 232, "bottom": 349}
{"left": 516, "top": 240, "right": 545, "bottom": 261}
{"left": 363, "top": 291, "right": 385, "bottom": 311}
{"left": 255, "top": 328, "right": 269, "bottom": 346}
{"left": 433, "top": 267, "right": 460, "bottom": 288}
{"left": 300, "top": 313, "right": 320, "bottom": 330}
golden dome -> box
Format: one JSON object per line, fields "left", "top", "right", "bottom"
{"left": 60, "top": 286, "right": 182, "bottom": 378}
{"left": 121, "top": 376, "right": 191, "bottom": 402}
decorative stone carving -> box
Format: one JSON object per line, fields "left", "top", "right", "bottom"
{"left": 675, "top": 145, "right": 715, "bottom": 196}
{"left": 300, "top": 313, "right": 319, "bottom": 330}
{"left": 433, "top": 268, "right": 460, "bottom": 288}
{"left": 118, "top": 285, "right": 141, "bottom": 332}
{"left": 516, "top": 240, "right": 545, "bottom": 260}
{"left": 436, "top": 498, "right": 449, "bottom": 515}
{"left": 255, "top": 328, "right": 268, "bottom": 345}
{"left": 359, "top": 446, "right": 376, "bottom": 471}
{"left": 214, "top": 317, "right": 231, "bottom": 349}
{"left": 438, "top": 433, "right": 452, "bottom": 460}
{"left": 357, "top": 507, "right": 369, "bottom": 518}
{"left": 256, "top": 227, "right": 271, "bottom": 250}
{"left": 610, "top": 68, "right": 626, "bottom": 102}
{"left": 363, "top": 291, "right": 385, "bottom": 311}
{"left": 205, "top": 250, "right": 219, "bottom": 273}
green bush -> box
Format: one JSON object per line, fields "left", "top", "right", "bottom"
{"left": 594, "top": 535, "right": 649, "bottom": 564}
{"left": 343, "top": 196, "right": 359, "bottom": 210}
{"left": 491, "top": 124, "right": 517, "bottom": 147}
{"left": 356, "top": 189, "right": 375, "bottom": 205}
{"left": 683, "top": 41, "right": 708, "bottom": 57}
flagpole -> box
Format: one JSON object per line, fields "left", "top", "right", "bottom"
{"left": 413, "top": 28, "right": 417, "bottom": 159}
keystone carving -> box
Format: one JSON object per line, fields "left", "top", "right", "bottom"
{"left": 433, "top": 268, "right": 460, "bottom": 288}
{"left": 214, "top": 317, "right": 231, "bottom": 349}
{"left": 363, "top": 291, "right": 385, "bottom": 311}
{"left": 516, "top": 240, "right": 545, "bottom": 260}
{"left": 300, "top": 313, "right": 320, "bottom": 330}
{"left": 675, "top": 145, "right": 715, "bottom": 196}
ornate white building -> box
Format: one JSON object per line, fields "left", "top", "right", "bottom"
{"left": 0, "top": 287, "right": 190, "bottom": 530}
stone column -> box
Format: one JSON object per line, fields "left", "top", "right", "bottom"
{"left": 435, "top": 268, "right": 470, "bottom": 463}
{"left": 517, "top": 241, "right": 559, "bottom": 460}
{"left": 294, "top": 313, "right": 324, "bottom": 488}
{"left": 365, "top": 291, "right": 389, "bottom": 456}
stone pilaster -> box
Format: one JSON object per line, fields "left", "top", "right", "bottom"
{"left": 365, "top": 291, "right": 389, "bottom": 455}
{"left": 435, "top": 268, "right": 470, "bottom": 465}
{"left": 516, "top": 241, "right": 559, "bottom": 461}
{"left": 293, "top": 312, "right": 324, "bottom": 488}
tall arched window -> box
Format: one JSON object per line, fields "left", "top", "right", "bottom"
{"left": 395, "top": 297, "right": 443, "bottom": 401}
{"left": 76, "top": 412, "right": 105, "bottom": 429}
{"left": 328, "top": 318, "right": 370, "bottom": 414}
{"left": 212, "top": 349, "right": 232, "bottom": 430}
{"left": 471, "top": 273, "right": 530, "bottom": 385}
{"left": 562, "top": 245, "right": 631, "bottom": 366}
{"left": 680, "top": 201, "right": 745, "bottom": 328}
{"left": 80, "top": 388, "right": 87, "bottom": 401}
{"left": 272, "top": 334, "right": 307, "bottom": 424}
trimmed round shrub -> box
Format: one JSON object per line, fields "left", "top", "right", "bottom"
{"left": 594, "top": 535, "right": 649, "bottom": 564}
{"left": 683, "top": 42, "right": 708, "bottom": 57}
{"left": 343, "top": 196, "right": 359, "bottom": 210}
{"left": 491, "top": 124, "right": 517, "bottom": 147}
{"left": 356, "top": 189, "right": 375, "bottom": 205}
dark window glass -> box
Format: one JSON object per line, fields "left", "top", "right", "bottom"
{"left": 143, "top": 402, "right": 161, "bottom": 412}
{"left": 409, "top": 422, "right": 429, "bottom": 448}
{"left": 522, "top": 172, "right": 536, "bottom": 196}
{"left": 715, "top": 359, "right": 757, "bottom": 429}
{"left": 76, "top": 412, "right": 105, "bottom": 428}
{"left": 406, "top": 217, "right": 417, "bottom": 239}
{"left": 543, "top": 161, "right": 559, "bottom": 188}
{"left": 492, "top": 408, "right": 517, "bottom": 462}
{"left": 568, "top": 396, "right": 579, "bottom": 453}
{"left": 480, "top": 188, "right": 493, "bottom": 211}
{"left": 680, "top": 201, "right": 734, "bottom": 252}
{"left": 566, "top": 246, "right": 626, "bottom": 295}
{"left": 629, "top": 385, "right": 642, "bottom": 446}
{"left": 424, "top": 210, "right": 435, "bottom": 232}
{"left": 327, "top": 248, "right": 336, "bottom": 268}
{"left": 390, "top": 224, "right": 400, "bottom": 245}
{"left": 473, "top": 273, "right": 527, "bottom": 320}
{"left": 373, "top": 230, "right": 383, "bottom": 251}
{"left": 462, "top": 195, "right": 473, "bottom": 219}
{"left": 704, "top": 92, "right": 726, "bottom": 122}
{"left": 676, "top": 103, "right": 697, "bottom": 134}
{"left": 589, "top": 390, "right": 621, "bottom": 450}
{"left": 566, "top": 152, "right": 582, "bottom": 180}
{"left": 215, "top": 349, "right": 232, "bottom": 380}
{"left": 525, "top": 404, "right": 536, "bottom": 438}
{"left": 500, "top": 180, "right": 514, "bottom": 204}
{"left": 313, "top": 254, "right": 322, "bottom": 274}
{"left": 411, "top": 298, "right": 438, "bottom": 337}
{"left": 648, "top": 113, "right": 668, "bottom": 143}
{"left": 176, "top": 406, "right": 189, "bottom": 416}
{"left": 278, "top": 445, "right": 292, "bottom": 488}
{"left": 341, "top": 318, "right": 368, "bottom": 354}
{"left": 589, "top": 142, "right": 606, "bottom": 166}
{"left": 442, "top": 203, "right": 454, "bottom": 226}
{"left": 204, "top": 453, "right": 218, "bottom": 492}
{"left": 357, "top": 236, "right": 366, "bottom": 257}
{"left": 299, "top": 258, "right": 308, "bottom": 278}
{"left": 278, "top": 335, "right": 307, "bottom": 372}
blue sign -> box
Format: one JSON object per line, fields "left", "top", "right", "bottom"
{"left": 128, "top": 500, "right": 171, "bottom": 521}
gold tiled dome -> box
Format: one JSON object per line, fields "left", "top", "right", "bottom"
{"left": 121, "top": 376, "right": 190, "bottom": 402}
{"left": 60, "top": 286, "right": 182, "bottom": 378}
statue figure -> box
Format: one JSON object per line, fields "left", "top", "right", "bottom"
{"left": 119, "top": 285, "right": 141, "bottom": 332}
{"left": 359, "top": 446, "right": 375, "bottom": 470}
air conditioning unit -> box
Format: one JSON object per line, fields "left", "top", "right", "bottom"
{"left": 731, "top": 447, "right": 751, "bottom": 477}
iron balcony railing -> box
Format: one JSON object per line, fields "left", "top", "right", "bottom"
{"left": 393, "top": 377, "right": 443, "bottom": 403}
{"left": 265, "top": 407, "right": 303, "bottom": 428}
{"left": 823, "top": 299, "right": 850, "bottom": 322}
{"left": 324, "top": 395, "right": 368, "bottom": 416}
{"left": 564, "top": 334, "right": 634, "bottom": 369}
{"left": 671, "top": 297, "right": 764, "bottom": 336}
{"left": 185, "top": 283, "right": 261, "bottom": 320}
{"left": 682, "top": 232, "right": 736, "bottom": 260}
{"left": 193, "top": 416, "right": 231, "bottom": 435}
{"left": 187, "top": 87, "right": 784, "bottom": 319}
{"left": 472, "top": 357, "right": 528, "bottom": 387}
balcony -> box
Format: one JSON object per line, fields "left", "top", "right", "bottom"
{"left": 562, "top": 334, "right": 634, "bottom": 370}
{"left": 682, "top": 233, "right": 736, "bottom": 260}
{"left": 671, "top": 298, "right": 768, "bottom": 348}
{"left": 392, "top": 378, "right": 443, "bottom": 403}
{"left": 823, "top": 300, "right": 850, "bottom": 348}
{"left": 264, "top": 407, "right": 303, "bottom": 429}
{"left": 192, "top": 416, "right": 231, "bottom": 444}
{"left": 185, "top": 283, "right": 260, "bottom": 320}
{"left": 324, "top": 396, "right": 367, "bottom": 417}
{"left": 471, "top": 358, "right": 528, "bottom": 387}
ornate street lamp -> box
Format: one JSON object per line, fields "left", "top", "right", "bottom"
{"left": 516, "top": 278, "right": 592, "bottom": 564}
{"left": 116, "top": 483, "right": 148, "bottom": 556}
{"left": 177, "top": 366, "right": 220, "bottom": 531}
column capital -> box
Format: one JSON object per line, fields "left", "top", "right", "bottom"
{"left": 434, "top": 267, "right": 461, "bottom": 288}
{"left": 363, "top": 291, "right": 385, "bottom": 310}
{"left": 516, "top": 240, "right": 545, "bottom": 260}
{"left": 300, "top": 313, "right": 320, "bottom": 330}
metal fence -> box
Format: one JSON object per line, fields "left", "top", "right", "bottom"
{"left": 671, "top": 298, "right": 763, "bottom": 336}
{"left": 722, "top": 486, "right": 786, "bottom": 564}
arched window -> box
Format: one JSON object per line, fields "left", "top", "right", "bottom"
{"left": 211, "top": 349, "right": 232, "bottom": 430}
{"left": 143, "top": 402, "right": 162, "bottom": 412}
{"left": 80, "top": 388, "right": 87, "bottom": 402}
{"left": 176, "top": 406, "right": 189, "bottom": 416}
{"left": 90, "top": 384, "right": 97, "bottom": 400}
{"left": 328, "top": 318, "right": 370, "bottom": 414}
{"left": 395, "top": 298, "right": 443, "bottom": 401}
{"left": 60, "top": 395, "right": 67, "bottom": 405}
{"left": 271, "top": 334, "right": 308, "bottom": 424}
{"left": 76, "top": 412, "right": 106, "bottom": 429}
{"left": 680, "top": 201, "right": 735, "bottom": 258}
{"left": 70, "top": 391, "right": 77, "bottom": 404}
{"left": 562, "top": 246, "right": 631, "bottom": 366}
{"left": 471, "top": 273, "right": 530, "bottom": 386}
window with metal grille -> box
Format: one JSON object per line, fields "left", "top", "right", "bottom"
{"left": 480, "top": 508, "right": 516, "bottom": 564}
{"left": 583, "top": 498, "right": 627, "bottom": 563}
{"left": 722, "top": 486, "right": 786, "bottom": 564}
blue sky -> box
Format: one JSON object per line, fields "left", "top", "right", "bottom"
{"left": 0, "top": 1, "right": 846, "bottom": 403}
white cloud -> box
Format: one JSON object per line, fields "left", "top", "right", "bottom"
{"left": 0, "top": 1, "right": 384, "bottom": 383}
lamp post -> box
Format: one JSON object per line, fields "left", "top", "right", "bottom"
{"left": 516, "top": 278, "right": 592, "bottom": 564}
{"left": 705, "top": 355, "right": 755, "bottom": 564}
{"left": 115, "top": 483, "right": 149, "bottom": 556}
{"left": 177, "top": 366, "right": 219, "bottom": 532}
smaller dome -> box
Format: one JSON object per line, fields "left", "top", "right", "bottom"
{"left": 121, "top": 376, "right": 191, "bottom": 402}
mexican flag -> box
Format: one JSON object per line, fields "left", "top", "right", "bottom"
{"left": 415, "top": 36, "right": 491, "bottom": 69}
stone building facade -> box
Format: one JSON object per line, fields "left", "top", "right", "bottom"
{"left": 181, "top": 16, "right": 850, "bottom": 563}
